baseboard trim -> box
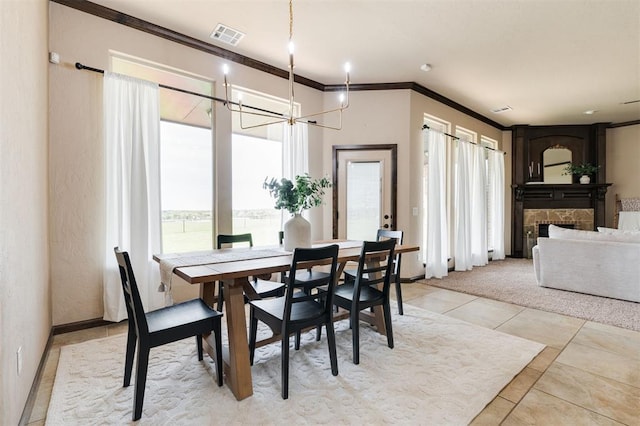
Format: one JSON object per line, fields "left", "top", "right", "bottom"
{"left": 19, "top": 329, "right": 53, "bottom": 426}
{"left": 52, "top": 317, "right": 112, "bottom": 335}
{"left": 20, "top": 318, "right": 114, "bottom": 424}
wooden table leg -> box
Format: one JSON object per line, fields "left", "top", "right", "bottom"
{"left": 199, "top": 279, "right": 253, "bottom": 400}
{"left": 222, "top": 277, "right": 253, "bottom": 400}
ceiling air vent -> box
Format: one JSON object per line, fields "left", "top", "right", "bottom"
{"left": 210, "top": 24, "right": 245, "bottom": 46}
{"left": 490, "top": 106, "right": 513, "bottom": 114}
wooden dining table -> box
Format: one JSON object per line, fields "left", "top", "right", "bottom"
{"left": 153, "top": 240, "right": 419, "bottom": 401}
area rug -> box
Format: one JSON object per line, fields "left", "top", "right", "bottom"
{"left": 46, "top": 305, "right": 543, "bottom": 425}
{"left": 424, "top": 258, "right": 640, "bottom": 332}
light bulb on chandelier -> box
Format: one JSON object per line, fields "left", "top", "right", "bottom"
{"left": 223, "top": 0, "right": 351, "bottom": 130}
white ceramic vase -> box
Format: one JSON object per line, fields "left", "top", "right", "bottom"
{"left": 283, "top": 213, "right": 311, "bottom": 251}
{"left": 579, "top": 175, "right": 591, "bottom": 184}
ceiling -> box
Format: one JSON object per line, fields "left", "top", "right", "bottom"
{"left": 88, "top": 0, "right": 640, "bottom": 128}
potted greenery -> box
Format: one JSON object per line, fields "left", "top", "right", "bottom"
{"left": 563, "top": 162, "right": 599, "bottom": 184}
{"left": 263, "top": 174, "right": 331, "bottom": 250}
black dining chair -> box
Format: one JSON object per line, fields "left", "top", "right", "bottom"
{"left": 216, "top": 233, "right": 286, "bottom": 311}
{"left": 343, "top": 229, "right": 405, "bottom": 314}
{"left": 114, "top": 247, "right": 223, "bottom": 421}
{"left": 248, "top": 244, "right": 340, "bottom": 399}
{"left": 334, "top": 238, "right": 396, "bottom": 365}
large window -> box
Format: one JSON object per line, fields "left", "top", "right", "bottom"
{"left": 231, "top": 133, "right": 282, "bottom": 245}
{"left": 160, "top": 122, "right": 213, "bottom": 252}
{"left": 230, "top": 87, "right": 295, "bottom": 246}
{"left": 112, "top": 55, "right": 215, "bottom": 253}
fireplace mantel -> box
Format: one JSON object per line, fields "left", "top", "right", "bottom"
{"left": 511, "top": 183, "right": 611, "bottom": 257}
{"left": 513, "top": 183, "right": 612, "bottom": 208}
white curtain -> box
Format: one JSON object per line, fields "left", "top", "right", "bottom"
{"left": 454, "top": 141, "right": 473, "bottom": 271}
{"left": 103, "top": 72, "right": 164, "bottom": 322}
{"left": 456, "top": 141, "right": 493, "bottom": 271}
{"left": 489, "top": 150, "right": 506, "bottom": 259}
{"left": 470, "top": 144, "right": 488, "bottom": 266}
{"left": 425, "top": 130, "right": 449, "bottom": 278}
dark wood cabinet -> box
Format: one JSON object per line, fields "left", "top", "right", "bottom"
{"left": 511, "top": 124, "right": 610, "bottom": 257}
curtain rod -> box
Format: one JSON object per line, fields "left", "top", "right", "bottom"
{"left": 74, "top": 62, "right": 295, "bottom": 120}
{"left": 422, "top": 124, "right": 506, "bottom": 155}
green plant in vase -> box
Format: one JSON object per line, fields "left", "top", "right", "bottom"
{"left": 263, "top": 174, "right": 331, "bottom": 250}
{"left": 263, "top": 174, "right": 331, "bottom": 215}
{"left": 563, "top": 162, "right": 599, "bottom": 184}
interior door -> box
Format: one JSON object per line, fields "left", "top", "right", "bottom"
{"left": 333, "top": 145, "right": 397, "bottom": 240}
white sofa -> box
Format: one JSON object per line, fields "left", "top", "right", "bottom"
{"left": 532, "top": 225, "right": 640, "bottom": 303}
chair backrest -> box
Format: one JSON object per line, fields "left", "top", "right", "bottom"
{"left": 114, "top": 247, "right": 149, "bottom": 337}
{"left": 284, "top": 244, "right": 340, "bottom": 324}
{"left": 376, "top": 229, "right": 403, "bottom": 276}
{"left": 354, "top": 239, "right": 397, "bottom": 296}
{"left": 217, "top": 233, "right": 253, "bottom": 249}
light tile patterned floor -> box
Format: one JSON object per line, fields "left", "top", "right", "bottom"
{"left": 28, "top": 282, "right": 640, "bottom": 425}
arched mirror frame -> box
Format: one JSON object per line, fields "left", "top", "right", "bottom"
{"left": 542, "top": 145, "right": 572, "bottom": 183}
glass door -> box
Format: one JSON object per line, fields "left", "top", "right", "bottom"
{"left": 334, "top": 146, "right": 396, "bottom": 240}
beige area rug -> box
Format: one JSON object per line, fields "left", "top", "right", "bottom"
{"left": 46, "top": 305, "right": 543, "bottom": 425}
{"left": 426, "top": 258, "right": 640, "bottom": 332}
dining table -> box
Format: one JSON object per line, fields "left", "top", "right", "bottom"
{"left": 153, "top": 239, "right": 419, "bottom": 401}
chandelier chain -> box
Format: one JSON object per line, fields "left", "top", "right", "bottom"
{"left": 289, "top": 0, "right": 293, "bottom": 40}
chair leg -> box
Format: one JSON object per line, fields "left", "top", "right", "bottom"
{"left": 395, "top": 278, "right": 404, "bottom": 315}
{"left": 295, "top": 331, "right": 301, "bottom": 350}
{"left": 383, "top": 301, "right": 394, "bottom": 349}
{"left": 248, "top": 308, "right": 258, "bottom": 365}
{"left": 281, "top": 335, "right": 290, "bottom": 399}
{"left": 213, "top": 319, "right": 223, "bottom": 387}
{"left": 325, "top": 323, "right": 339, "bottom": 376}
{"left": 133, "top": 346, "right": 150, "bottom": 421}
{"left": 123, "top": 325, "right": 136, "bottom": 387}
{"left": 196, "top": 335, "right": 204, "bottom": 361}
{"left": 316, "top": 325, "right": 322, "bottom": 341}
{"left": 351, "top": 304, "right": 360, "bottom": 365}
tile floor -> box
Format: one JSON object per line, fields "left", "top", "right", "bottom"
{"left": 28, "top": 283, "right": 640, "bottom": 425}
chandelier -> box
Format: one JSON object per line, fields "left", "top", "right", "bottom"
{"left": 223, "top": 0, "right": 351, "bottom": 130}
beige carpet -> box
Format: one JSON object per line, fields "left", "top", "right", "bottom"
{"left": 46, "top": 305, "right": 543, "bottom": 425}
{"left": 425, "top": 258, "right": 640, "bottom": 332}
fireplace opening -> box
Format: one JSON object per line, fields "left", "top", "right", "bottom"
{"left": 538, "top": 223, "right": 575, "bottom": 238}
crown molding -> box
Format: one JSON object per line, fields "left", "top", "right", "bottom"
{"left": 53, "top": 0, "right": 509, "bottom": 130}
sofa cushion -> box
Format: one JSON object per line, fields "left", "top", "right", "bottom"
{"left": 547, "top": 224, "right": 640, "bottom": 243}
{"left": 597, "top": 227, "right": 640, "bottom": 243}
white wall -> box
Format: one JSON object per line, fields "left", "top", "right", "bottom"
{"left": 606, "top": 124, "right": 640, "bottom": 226}
{"left": 0, "top": 0, "right": 50, "bottom": 424}
{"left": 320, "top": 89, "right": 418, "bottom": 272}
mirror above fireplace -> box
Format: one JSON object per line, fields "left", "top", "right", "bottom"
{"left": 542, "top": 146, "right": 572, "bottom": 184}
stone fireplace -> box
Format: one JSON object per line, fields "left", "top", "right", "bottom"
{"left": 522, "top": 208, "right": 594, "bottom": 257}
{"left": 512, "top": 183, "right": 609, "bottom": 257}
{"left": 511, "top": 124, "right": 610, "bottom": 258}
{"left": 524, "top": 208, "right": 594, "bottom": 240}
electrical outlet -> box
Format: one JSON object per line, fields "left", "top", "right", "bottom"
{"left": 412, "top": 207, "right": 419, "bottom": 216}
{"left": 17, "top": 347, "right": 23, "bottom": 376}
